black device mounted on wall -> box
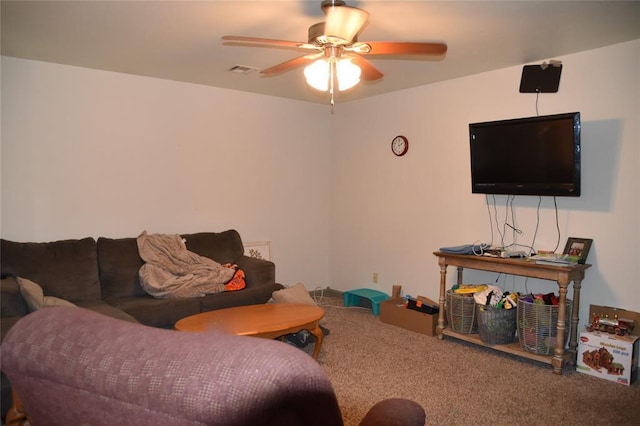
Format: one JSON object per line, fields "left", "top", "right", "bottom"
{"left": 469, "top": 112, "right": 581, "bottom": 197}
{"left": 519, "top": 64, "right": 563, "bottom": 93}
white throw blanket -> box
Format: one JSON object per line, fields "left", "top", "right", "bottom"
{"left": 137, "top": 231, "right": 234, "bottom": 298}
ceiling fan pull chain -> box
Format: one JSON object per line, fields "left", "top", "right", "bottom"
{"left": 330, "top": 59, "right": 336, "bottom": 109}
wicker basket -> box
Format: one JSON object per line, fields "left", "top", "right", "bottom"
{"left": 446, "top": 290, "right": 477, "bottom": 334}
{"left": 476, "top": 303, "right": 518, "bottom": 345}
{"left": 517, "top": 298, "right": 572, "bottom": 355}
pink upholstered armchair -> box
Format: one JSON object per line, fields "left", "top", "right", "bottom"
{"left": 1, "top": 307, "right": 425, "bottom": 426}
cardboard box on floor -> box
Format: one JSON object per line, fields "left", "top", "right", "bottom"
{"left": 380, "top": 296, "right": 438, "bottom": 337}
{"left": 576, "top": 304, "right": 640, "bottom": 386}
{"left": 576, "top": 331, "right": 639, "bottom": 385}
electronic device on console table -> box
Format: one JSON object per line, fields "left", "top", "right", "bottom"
{"left": 482, "top": 248, "right": 527, "bottom": 258}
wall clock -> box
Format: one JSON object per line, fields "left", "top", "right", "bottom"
{"left": 391, "top": 135, "right": 409, "bottom": 157}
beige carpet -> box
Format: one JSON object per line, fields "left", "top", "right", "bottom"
{"left": 306, "top": 296, "right": 639, "bottom": 426}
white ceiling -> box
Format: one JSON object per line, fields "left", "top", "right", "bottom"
{"left": 2, "top": 1, "right": 639, "bottom": 105}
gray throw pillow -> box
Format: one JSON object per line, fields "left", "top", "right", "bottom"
{"left": 272, "top": 283, "right": 326, "bottom": 325}
{"left": 16, "top": 276, "right": 77, "bottom": 312}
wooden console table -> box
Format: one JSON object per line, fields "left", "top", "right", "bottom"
{"left": 434, "top": 251, "right": 590, "bottom": 374}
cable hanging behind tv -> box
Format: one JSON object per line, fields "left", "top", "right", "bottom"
{"left": 469, "top": 112, "right": 581, "bottom": 197}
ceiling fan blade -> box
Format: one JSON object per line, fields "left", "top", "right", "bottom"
{"left": 324, "top": 6, "right": 369, "bottom": 43}
{"left": 349, "top": 55, "right": 384, "bottom": 82}
{"left": 364, "top": 41, "right": 447, "bottom": 56}
{"left": 260, "top": 54, "right": 320, "bottom": 76}
{"left": 222, "top": 35, "right": 318, "bottom": 51}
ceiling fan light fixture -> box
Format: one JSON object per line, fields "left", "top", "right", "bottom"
{"left": 304, "top": 58, "right": 361, "bottom": 92}
{"left": 304, "top": 59, "right": 330, "bottom": 91}
{"left": 336, "top": 58, "right": 361, "bottom": 90}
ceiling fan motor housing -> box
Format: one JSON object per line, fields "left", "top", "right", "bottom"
{"left": 309, "top": 22, "right": 358, "bottom": 46}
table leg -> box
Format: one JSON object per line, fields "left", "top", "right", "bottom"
{"left": 567, "top": 275, "right": 584, "bottom": 365}
{"left": 309, "top": 323, "right": 324, "bottom": 360}
{"left": 6, "top": 388, "right": 29, "bottom": 426}
{"left": 553, "top": 278, "right": 569, "bottom": 374}
{"left": 437, "top": 259, "right": 448, "bottom": 339}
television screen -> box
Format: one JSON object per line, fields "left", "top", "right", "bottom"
{"left": 469, "top": 112, "right": 581, "bottom": 197}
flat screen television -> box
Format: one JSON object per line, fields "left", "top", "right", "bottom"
{"left": 469, "top": 112, "right": 581, "bottom": 197}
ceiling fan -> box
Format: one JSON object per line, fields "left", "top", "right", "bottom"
{"left": 222, "top": 0, "right": 447, "bottom": 105}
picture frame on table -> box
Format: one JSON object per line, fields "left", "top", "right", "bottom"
{"left": 563, "top": 237, "right": 593, "bottom": 264}
{"left": 243, "top": 241, "right": 271, "bottom": 261}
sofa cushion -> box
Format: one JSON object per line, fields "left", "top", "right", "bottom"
{"left": 0, "top": 238, "right": 100, "bottom": 303}
{"left": 182, "top": 230, "right": 244, "bottom": 264}
{"left": 74, "top": 301, "right": 140, "bottom": 324}
{"left": 1, "top": 276, "right": 29, "bottom": 318}
{"left": 16, "top": 277, "right": 77, "bottom": 311}
{"left": 105, "top": 295, "right": 200, "bottom": 328}
{"left": 97, "top": 237, "right": 146, "bottom": 299}
{"left": 198, "top": 283, "right": 283, "bottom": 313}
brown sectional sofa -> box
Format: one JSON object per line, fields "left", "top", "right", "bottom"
{"left": 0, "top": 229, "right": 282, "bottom": 421}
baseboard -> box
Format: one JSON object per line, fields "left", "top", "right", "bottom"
{"left": 309, "top": 287, "right": 343, "bottom": 299}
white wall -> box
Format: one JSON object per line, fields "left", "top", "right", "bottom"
{"left": 329, "top": 40, "right": 640, "bottom": 326}
{"left": 2, "top": 40, "right": 639, "bottom": 328}
{"left": 0, "top": 57, "right": 332, "bottom": 288}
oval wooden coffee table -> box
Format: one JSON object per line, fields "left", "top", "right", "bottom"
{"left": 175, "top": 303, "right": 325, "bottom": 360}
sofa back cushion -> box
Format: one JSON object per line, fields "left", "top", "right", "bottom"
{"left": 97, "top": 237, "right": 145, "bottom": 300}
{"left": 182, "top": 230, "right": 244, "bottom": 265}
{"left": 0, "top": 238, "right": 100, "bottom": 303}
{"left": 98, "top": 230, "right": 244, "bottom": 300}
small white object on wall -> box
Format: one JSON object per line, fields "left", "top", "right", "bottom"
{"left": 243, "top": 241, "right": 271, "bottom": 261}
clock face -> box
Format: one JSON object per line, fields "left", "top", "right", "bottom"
{"left": 391, "top": 136, "right": 408, "bottom": 156}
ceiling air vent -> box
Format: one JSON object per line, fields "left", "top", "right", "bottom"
{"left": 228, "top": 65, "right": 259, "bottom": 74}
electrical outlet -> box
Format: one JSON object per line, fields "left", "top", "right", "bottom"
{"left": 373, "top": 272, "right": 378, "bottom": 284}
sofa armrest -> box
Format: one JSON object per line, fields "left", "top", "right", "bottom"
{"left": 1, "top": 276, "right": 29, "bottom": 320}
{"left": 235, "top": 255, "right": 276, "bottom": 289}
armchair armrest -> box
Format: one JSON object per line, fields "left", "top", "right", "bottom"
{"left": 2, "top": 307, "right": 344, "bottom": 425}
{"left": 359, "top": 398, "right": 426, "bottom": 426}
